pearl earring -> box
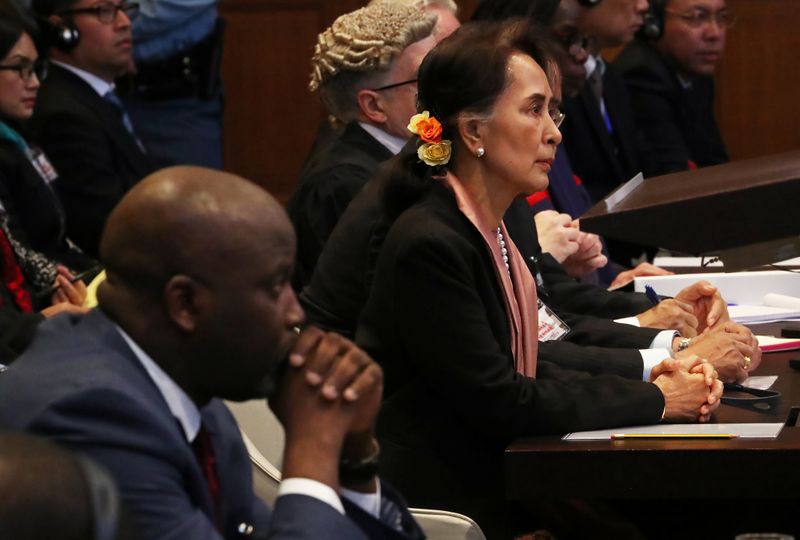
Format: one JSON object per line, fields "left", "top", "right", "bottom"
{"left": 476, "top": 147, "right": 485, "bottom": 158}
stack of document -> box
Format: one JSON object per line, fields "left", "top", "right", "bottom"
{"left": 730, "top": 294, "right": 800, "bottom": 324}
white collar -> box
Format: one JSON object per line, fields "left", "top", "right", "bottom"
{"left": 115, "top": 325, "right": 201, "bottom": 443}
{"left": 583, "top": 55, "right": 605, "bottom": 80}
{"left": 52, "top": 60, "right": 116, "bottom": 98}
{"left": 358, "top": 122, "right": 407, "bottom": 156}
{"left": 677, "top": 73, "right": 693, "bottom": 90}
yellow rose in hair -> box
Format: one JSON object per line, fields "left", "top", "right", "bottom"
{"left": 418, "top": 141, "right": 452, "bottom": 166}
{"left": 407, "top": 111, "right": 430, "bottom": 135}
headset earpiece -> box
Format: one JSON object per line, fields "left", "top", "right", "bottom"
{"left": 40, "top": 16, "right": 81, "bottom": 51}
{"left": 638, "top": 0, "right": 665, "bottom": 40}
{"left": 54, "top": 23, "right": 80, "bottom": 50}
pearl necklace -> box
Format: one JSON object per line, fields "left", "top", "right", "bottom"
{"left": 497, "top": 227, "right": 510, "bottom": 274}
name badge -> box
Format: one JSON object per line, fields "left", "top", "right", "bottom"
{"left": 538, "top": 299, "right": 570, "bottom": 342}
{"left": 27, "top": 148, "right": 59, "bottom": 184}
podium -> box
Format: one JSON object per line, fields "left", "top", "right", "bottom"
{"left": 579, "top": 150, "right": 800, "bottom": 269}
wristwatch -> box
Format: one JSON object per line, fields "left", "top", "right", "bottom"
{"left": 677, "top": 337, "right": 692, "bottom": 352}
{"left": 339, "top": 438, "right": 380, "bottom": 485}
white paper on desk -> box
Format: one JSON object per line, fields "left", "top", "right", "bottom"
{"left": 604, "top": 172, "right": 643, "bottom": 210}
{"left": 563, "top": 423, "right": 785, "bottom": 441}
{"left": 650, "top": 256, "right": 800, "bottom": 268}
{"left": 741, "top": 375, "right": 778, "bottom": 390}
{"left": 764, "top": 293, "right": 800, "bottom": 310}
{"left": 728, "top": 305, "right": 800, "bottom": 324}
{"left": 652, "top": 256, "right": 724, "bottom": 268}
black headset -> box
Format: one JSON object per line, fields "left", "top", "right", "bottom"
{"left": 639, "top": 0, "right": 666, "bottom": 40}
{"left": 577, "top": 0, "right": 603, "bottom": 6}
{"left": 39, "top": 15, "right": 81, "bottom": 51}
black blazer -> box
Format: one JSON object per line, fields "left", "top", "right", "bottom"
{"left": 288, "top": 122, "right": 394, "bottom": 289}
{"left": 27, "top": 64, "right": 157, "bottom": 257}
{"left": 614, "top": 39, "right": 729, "bottom": 176}
{"left": 561, "top": 63, "right": 650, "bottom": 203}
{"left": 0, "top": 137, "right": 95, "bottom": 270}
{"left": 356, "top": 181, "right": 664, "bottom": 537}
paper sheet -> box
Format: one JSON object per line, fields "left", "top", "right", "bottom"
{"left": 728, "top": 305, "right": 800, "bottom": 324}
{"left": 741, "top": 375, "right": 778, "bottom": 390}
{"left": 563, "top": 423, "right": 785, "bottom": 441}
{"left": 604, "top": 172, "right": 643, "bottom": 210}
{"left": 764, "top": 293, "right": 800, "bottom": 311}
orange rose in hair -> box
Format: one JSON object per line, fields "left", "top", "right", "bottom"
{"left": 416, "top": 117, "right": 443, "bottom": 144}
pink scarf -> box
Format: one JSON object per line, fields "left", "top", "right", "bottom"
{"left": 441, "top": 173, "right": 539, "bottom": 377}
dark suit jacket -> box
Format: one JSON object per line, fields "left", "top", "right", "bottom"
{"left": 614, "top": 39, "right": 729, "bottom": 176}
{"left": 356, "top": 181, "right": 664, "bottom": 537}
{"left": 0, "top": 306, "right": 42, "bottom": 366}
{"left": 27, "top": 65, "right": 157, "bottom": 257}
{"left": 0, "top": 310, "right": 418, "bottom": 540}
{"left": 0, "top": 137, "right": 95, "bottom": 270}
{"left": 305, "top": 172, "right": 660, "bottom": 371}
{"left": 561, "top": 62, "right": 649, "bottom": 203}
{"left": 287, "top": 122, "right": 393, "bottom": 289}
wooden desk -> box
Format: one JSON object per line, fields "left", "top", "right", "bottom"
{"left": 505, "top": 343, "right": 800, "bottom": 501}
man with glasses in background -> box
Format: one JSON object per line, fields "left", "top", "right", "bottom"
{"left": 615, "top": 0, "right": 730, "bottom": 175}
{"left": 286, "top": 1, "right": 449, "bottom": 289}
{"left": 28, "top": 0, "right": 157, "bottom": 257}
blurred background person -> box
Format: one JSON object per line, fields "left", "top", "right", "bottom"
{"left": 615, "top": 0, "right": 730, "bottom": 175}
{"left": 120, "top": 0, "right": 225, "bottom": 169}
{"left": 287, "top": 2, "right": 439, "bottom": 288}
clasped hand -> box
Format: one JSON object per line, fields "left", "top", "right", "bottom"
{"left": 269, "top": 326, "right": 383, "bottom": 490}
{"left": 650, "top": 354, "right": 723, "bottom": 423}
{"left": 534, "top": 211, "right": 607, "bottom": 277}
{"left": 637, "top": 280, "right": 730, "bottom": 337}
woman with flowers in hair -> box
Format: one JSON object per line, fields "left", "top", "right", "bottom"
{"left": 356, "top": 20, "right": 722, "bottom": 538}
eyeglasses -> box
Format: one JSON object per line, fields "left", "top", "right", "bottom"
{"left": 664, "top": 8, "right": 735, "bottom": 29}
{"left": 57, "top": 1, "right": 139, "bottom": 24}
{"left": 551, "top": 109, "right": 565, "bottom": 128}
{"left": 0, "top": 59, "right": 48, "bottom": 81}
{"left": 371, "top": 78, "right": 417, "bottom": 92}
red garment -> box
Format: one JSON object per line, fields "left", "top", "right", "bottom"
{"left": 192, "top": 424, "right": 222, "bottom": 530}
{"left": 0, "top": 227, "right": 32, "bottom": 312}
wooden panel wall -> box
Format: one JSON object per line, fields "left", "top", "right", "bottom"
{"left": 714, "top": 0, "right": 800, "bottom": 160}
{"left": 219, "top": 0, "right": 364, "bottom": 202}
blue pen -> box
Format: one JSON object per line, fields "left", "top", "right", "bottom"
{"left": 644, "top": 284, "right": 660, "bottom": 306}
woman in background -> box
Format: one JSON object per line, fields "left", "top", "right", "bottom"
{"left": 0, "top": 9, "right": 87, "bottom": 324}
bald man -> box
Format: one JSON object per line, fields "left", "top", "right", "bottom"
{"left": 0, "top": 167, "right": 422, "bottom": 540}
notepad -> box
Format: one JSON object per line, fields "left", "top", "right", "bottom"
{"left": 563, "top": 423, "right": 785, "bottom": 441}
{"left": 757, "top": 335, "right": 800, "bottom": 352}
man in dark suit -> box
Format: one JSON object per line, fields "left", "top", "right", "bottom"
{"left": 559, "top": 0, "right": 651, "bottom": 205}
{"left": 287, "top": 2, "right": 442, "bottom": 288}
{"left": 0, "top": 167, "right": 423, "bottom": 540}
{"left": 614, "top": 0, "right": 729, "bottom": 175}
{"left": 28, "top": 0, "right": 158, "bottom": 257}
